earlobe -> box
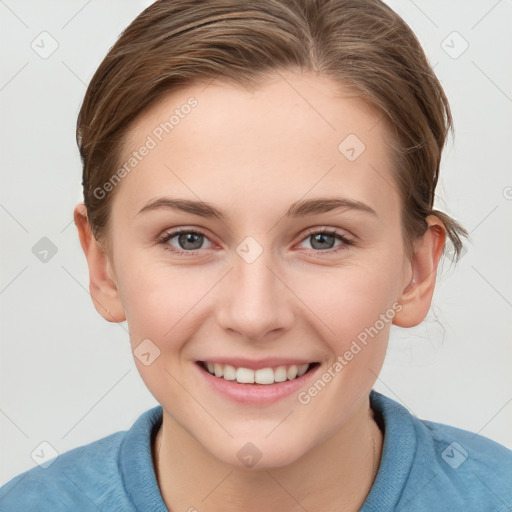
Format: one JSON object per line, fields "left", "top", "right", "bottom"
{"left": 393, "top": 216, "right": 446, "bottom": 328}
{"left": 73, "top": 203, "right": 126, "bottom": 323}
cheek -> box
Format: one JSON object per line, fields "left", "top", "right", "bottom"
{"left": 292, "top": 255, "right": 402, "bottom": 345}
{"left": 117, "top": 254, "right": 219, "bottom": 351}
{"left": 118, "top": 264, "right": 207, "bottom": 406}
{"left": 291, "top": 262, "right": 398, "bottom": 427}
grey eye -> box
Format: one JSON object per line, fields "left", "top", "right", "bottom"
{"left": 176, "top": 232, "right": 205, "bottom": 250}
{"left": 308, "top": 233, "right": 337, "bottom": 250}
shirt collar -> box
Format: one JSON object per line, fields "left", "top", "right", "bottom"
{"left": 118, "top": 389, "right": 417, "bottom": 511}
{"left": 361, "top": 389, "right": 418, "bottom": 511}
{"left": 119, "top": 404, "right": 167, "bottom": 511}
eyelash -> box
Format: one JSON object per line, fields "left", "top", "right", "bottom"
{"left": 156, "top": 227, "right": 354, "bottom": 258}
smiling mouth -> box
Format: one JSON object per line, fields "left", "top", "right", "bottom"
{"left": 197, "top": 361, "right": 320, "bottom": 385}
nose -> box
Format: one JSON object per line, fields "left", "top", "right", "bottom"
{"left": 216, "top": 240, "right": 295, "bottom": 342}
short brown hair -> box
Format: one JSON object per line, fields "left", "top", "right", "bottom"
{"left": 77, "top": 0, "right": 467, "bottom": 258}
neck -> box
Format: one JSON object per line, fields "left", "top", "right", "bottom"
{"left": 152, "top": 397, "right": 383, "bottom": 512}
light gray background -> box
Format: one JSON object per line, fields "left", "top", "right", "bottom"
{"left": 1, "top": 0, "right": 511, "bottom": 485}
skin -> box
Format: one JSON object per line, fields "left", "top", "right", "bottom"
{"left": 74, "top": 70, "right": 446, "bottom": 512}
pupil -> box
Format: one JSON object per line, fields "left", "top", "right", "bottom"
{"left": 311, "top": 233, "right": 334, "bottom": 250}
{"left": 179, "top": 232, "right": 202, "bottom": 250}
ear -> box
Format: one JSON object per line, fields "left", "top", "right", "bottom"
{"left": 73, "top": 203, "right": 126, "bottom": 323}
{"left": 393, "top": 215, "right": 446, "bottom": 328}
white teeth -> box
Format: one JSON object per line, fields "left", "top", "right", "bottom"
{"left": 274, "top": 366, "right": 287, "bottom": 382}
{"left": 214, "top": 363, "right": 223, "bottom": 378}
{"left": 223, "top": 364, "right": 236, "bottom": 381}
{"left": 203, "top": 362, "right": 312, "bottom": 384}
{"left": 287, "top": 365, "right": 298, "bottom": 380}
{"left": 297, "top": 363, "right": 309, "bottom": 377}
{"left": 236, "top": 367, "right": 254, "bottom": 383}
{"left": 254, "top": 368, "right": 275, "bottom": 385}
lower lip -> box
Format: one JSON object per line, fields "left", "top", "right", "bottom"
{"left": 195, "top": 362, "right": 321, "bottom": 406}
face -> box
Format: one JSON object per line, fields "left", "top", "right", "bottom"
{"left": 96, "top": 71, "right": 414, "bottom": 468}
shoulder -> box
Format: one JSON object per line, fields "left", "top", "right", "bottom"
{"left": 0, "top": 431, "right": 127, "bottom": 511}
{"left": 369, "top": 390, "right": 512, "bottom": 511}
{"left": 0, "top": 406, "right": 162, "bottom": 512}
{"left": 407, "top": 407, "right": 512, "bottom": 509}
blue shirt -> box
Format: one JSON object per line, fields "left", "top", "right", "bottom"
{"left": 1, "top": 390, "right": 511, "bottom": 511}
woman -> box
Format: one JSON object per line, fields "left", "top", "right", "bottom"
{"left": 1, "top": 0, "right": 511, "bottom": 510}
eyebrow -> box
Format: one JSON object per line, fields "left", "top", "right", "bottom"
{"left": 137, "top": 196, "right": 377, "bottom": 220}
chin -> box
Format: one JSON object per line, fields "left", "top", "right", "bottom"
{"left": 204, "top": 433, "right": 312, "bottom": 471}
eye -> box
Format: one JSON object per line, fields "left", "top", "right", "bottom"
{"left": 157, "top": 228, "right": 213, "bottom": 257}
{"left": 157, "top": 227, "right": 353, "bottom": 258}
{"left": 298, "top": 228, "right": 353, "bottom": 254}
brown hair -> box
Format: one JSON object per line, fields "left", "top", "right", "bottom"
{"left": 77, "top": 0, "right": 467, "bottom": 259}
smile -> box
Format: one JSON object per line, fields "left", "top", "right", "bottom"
{"left": 198, "top": 361, "right": 319, "bottom": 385}
{"left": 195, "top": 359, "right": 322, "bottom": 405}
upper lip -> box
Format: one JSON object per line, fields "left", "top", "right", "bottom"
{"left": 197, "top": 358, "right": 317, "bottom": 370}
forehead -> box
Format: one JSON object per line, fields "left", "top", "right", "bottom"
{"left": 112, "top": 71, "right": 399, "bottom": 225}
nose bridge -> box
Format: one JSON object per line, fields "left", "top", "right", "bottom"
{"left": 217, "top": 235, "right": 293, "bottom": 339}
